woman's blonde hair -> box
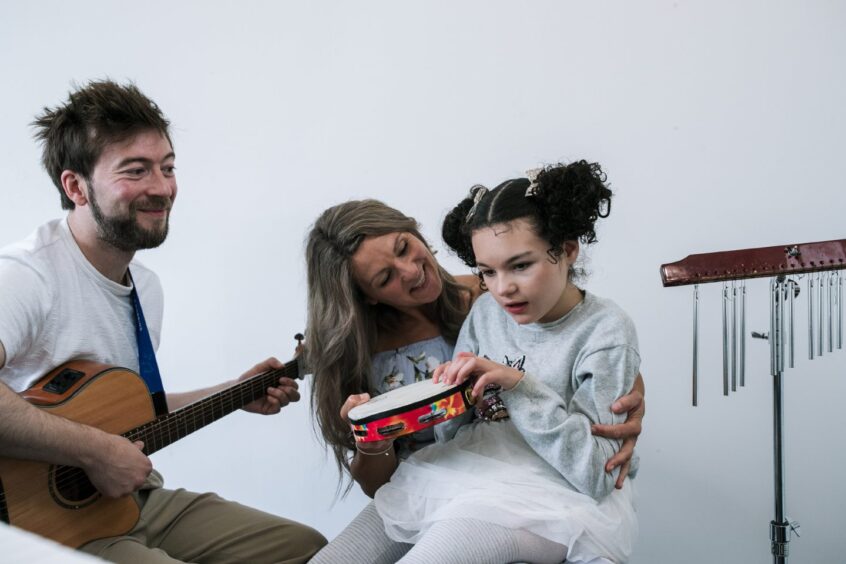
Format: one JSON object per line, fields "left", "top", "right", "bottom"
{"left": 305, "top": 199, "right": 467, "bottom": 491}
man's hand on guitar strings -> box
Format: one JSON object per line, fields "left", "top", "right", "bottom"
{"left": 82, "top": 432, "right": 153, "bottom": 498}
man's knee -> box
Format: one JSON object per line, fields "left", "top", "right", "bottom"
{"left": 284, "top": 522, "right": 328, "bottom": 561}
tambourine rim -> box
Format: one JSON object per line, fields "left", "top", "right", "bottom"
{"left": 348, "top": 379, "right": 471, "bottom": 425}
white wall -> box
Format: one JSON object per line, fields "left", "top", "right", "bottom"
{"left": 2, "top": 2, "right": 844, "bottom": 562}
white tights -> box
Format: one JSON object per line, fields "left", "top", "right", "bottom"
{"left": 310, "top": 501, "right": 569, "bottom": 564}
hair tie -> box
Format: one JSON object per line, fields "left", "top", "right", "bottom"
{"left": 465, "top": 185, "right": 488, "bottom": 222}
{"left": 524, "top": 168, "right": 542, "bottom": 197}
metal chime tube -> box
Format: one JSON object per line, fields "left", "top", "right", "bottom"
{"left": 732, "top": 281, "right": 737, "bottom": 392}
{"left": 808, "top": 276, "right": 815, "bottom": 360}
{"left": 788, "top": 281, "right": 795, "bottom": 369}
{"left": 740, "top": 280, "right": 747, "bottom": 387}
{"left": 723, "top": 281, "right": 730, "bottom": 396}
{"left": 839, "top": 271, "right": 843, "bottom": 350}
{"left": 770, "top": 280, "right": 777, "bottom": 375}
{"left": 818, "top": 273, "right": 824, "bottom": 357}
{"left": 779, "top": 279, "right": 786, "bottom": 374}
{"left": 692, "top": 284, "right": 699, "bottom": 406}
{"left": 826, "top": 272, "right": 834, "bottom": 353}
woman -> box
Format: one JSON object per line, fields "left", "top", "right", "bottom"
{"left": 304, "top": 199, "right": 644, "bottom": 499}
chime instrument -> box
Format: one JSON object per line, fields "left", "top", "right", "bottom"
{"left": 661, "top": 238, "right": 845, "bottom": 564}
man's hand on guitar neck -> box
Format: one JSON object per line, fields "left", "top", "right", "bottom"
{"left": 166, "top": 357, "right": 300, "bottom": 414}
{"left": 240, "top": 357, "right": 301, "bottom": 415}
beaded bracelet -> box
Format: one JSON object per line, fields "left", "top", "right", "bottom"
{"left": 355, "top": 442, "right": 394, "bottom": 456}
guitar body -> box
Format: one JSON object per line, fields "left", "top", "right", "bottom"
{"left": 0, "top": 360, "right": 155, "bottom": 547}
{"left": 0, "top": 356, "right": 299, "bottom": 548}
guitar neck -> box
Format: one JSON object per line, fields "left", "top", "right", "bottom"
{"left": 123, "top": 359, "right": 300, "bottom": 455}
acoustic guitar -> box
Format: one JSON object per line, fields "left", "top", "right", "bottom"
{"left": 0, "top": 357, "right": 300, "bottom": 548}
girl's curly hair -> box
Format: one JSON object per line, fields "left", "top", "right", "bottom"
{"left": 442, "top": 160, "right": 612, "bottom": 268}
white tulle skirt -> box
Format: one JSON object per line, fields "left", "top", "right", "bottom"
{"left": 374, "top": 419, "right": 638, "bottom": 563}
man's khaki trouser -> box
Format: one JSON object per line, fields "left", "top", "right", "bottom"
{"left": 80, "top": 474, "right": 326, "bottom": 564}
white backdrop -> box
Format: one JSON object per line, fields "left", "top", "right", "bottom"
{"left": 1, "top": 2, "right": 844, "bottom": 562}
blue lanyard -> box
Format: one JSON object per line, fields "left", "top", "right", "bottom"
{"left": 128, "top": 269, "right": 168, "bottom": 416}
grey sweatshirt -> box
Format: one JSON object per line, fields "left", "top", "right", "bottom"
{"left": 453, "top": 290, "right": 640, "bottom": 501}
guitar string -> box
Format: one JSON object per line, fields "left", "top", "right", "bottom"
{"left": 0, "top": 362, "right": 300, "bottom": 503}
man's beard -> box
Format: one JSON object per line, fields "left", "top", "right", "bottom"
{"left": 88, "top": 184, "right": 171, "bottom": 252}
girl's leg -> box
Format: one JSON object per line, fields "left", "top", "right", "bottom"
{"left": 309, "top": 501, "right": 412, "bottom": 564}
{"left": 397, "top": 519, "right": 568, "bottom": 564}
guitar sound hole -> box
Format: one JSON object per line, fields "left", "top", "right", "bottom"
{"left": 0, "top": 476, "right": 8, "bottom": 523}
{"left": 50, "top": 466, "right": 100, "bottom": 509}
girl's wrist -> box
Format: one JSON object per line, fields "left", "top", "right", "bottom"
{"left": 355, "top": 442, "right": 395, "bottom": 457}
{"left": 503, "top": 369, "right": 525, "bottom": 392}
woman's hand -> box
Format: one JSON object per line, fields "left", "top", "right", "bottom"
{"left": 433, "top": 352, "right": 523, "bottom": 402}
{"left": 591, "top": 373, "right": 645, "bottom": 489}
{"left": 341, "top": 393, "right": 394, "bottom": 455}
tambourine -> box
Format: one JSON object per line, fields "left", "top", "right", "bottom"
{"left": 348, "top": 379, "right": 474, "bottom": 442}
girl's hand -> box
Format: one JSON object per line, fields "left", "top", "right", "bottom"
{"left": 341, "top": 393, "right": 395, "bottom": 455}
{"left": 433, "top": 352, "right": 523, "bottom": 402}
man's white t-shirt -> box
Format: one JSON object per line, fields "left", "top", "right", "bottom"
{"left": 0, "top": 218, "right": 163, "bottom": 392}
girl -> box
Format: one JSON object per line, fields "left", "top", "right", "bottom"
{"left": 304, "top": 199, "right": 644, "bottom": 502}
{"left": 312, "top": 161, "right": 638, "bottom": 564}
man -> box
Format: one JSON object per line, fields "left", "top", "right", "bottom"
{"left": 0, "top": 80, "right": 326, "bottom": 562}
